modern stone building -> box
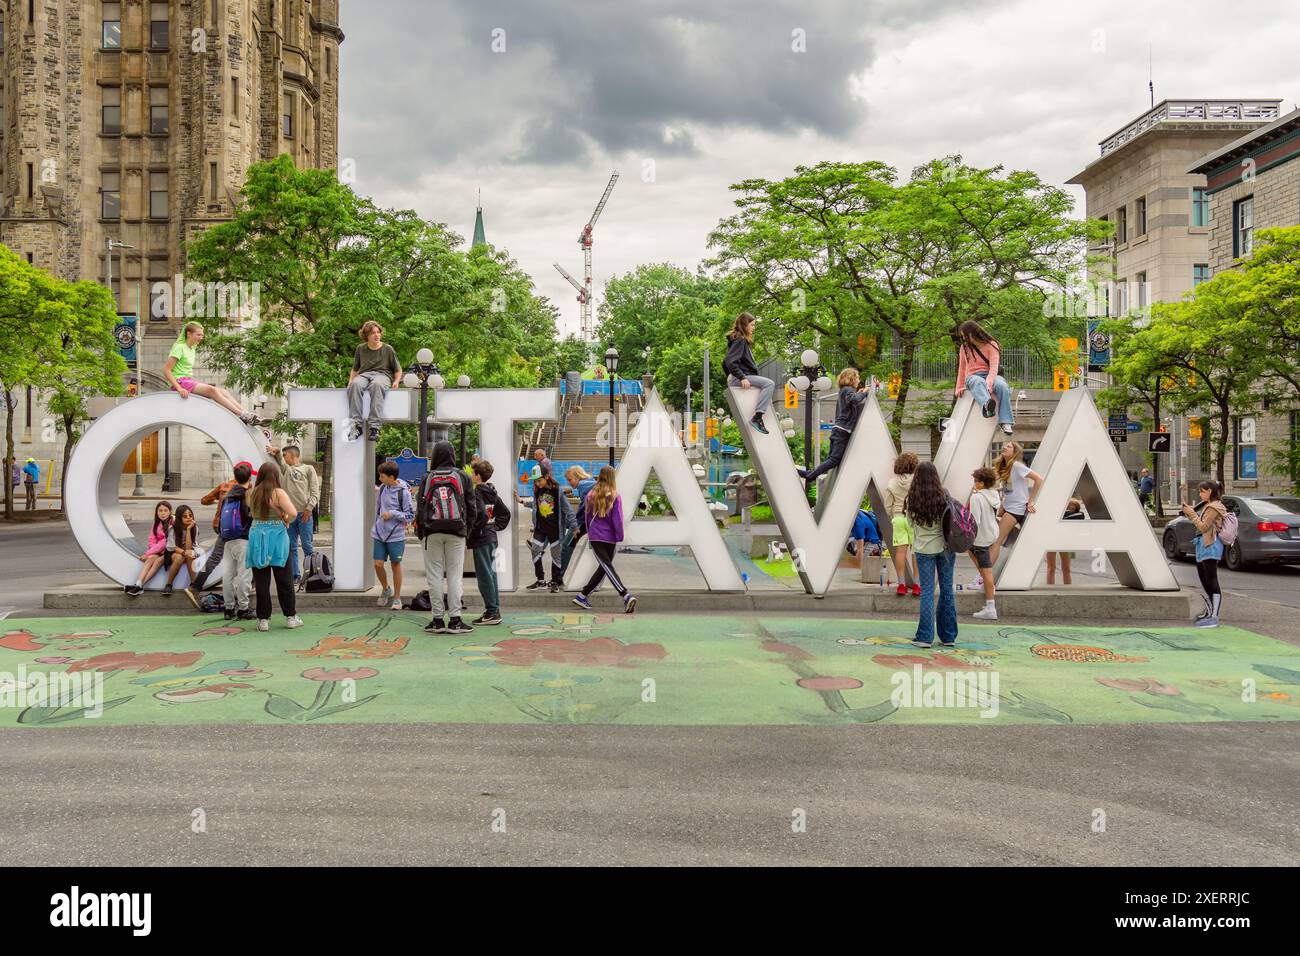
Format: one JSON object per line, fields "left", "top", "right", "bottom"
{"left": 1067, "top": 99, "right": 1283, "bottom": 498}
{"left": 0, "top": 0, "right": 342, "bottom": 492}
{"left": 1189, "top": 107, "right": 1300, "bottom": 496}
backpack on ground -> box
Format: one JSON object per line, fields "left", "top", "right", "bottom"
{"left": 300, "top": 551, "right": 334, "bottom": 592}
{"left": 418, "top": 469, "right": 467, "bottom": 536}
{"left": 200, "top": 593, "right": 225, "bottom": 613}
{"left": 942, "top": 496, "right": 978, "bottom": 554}
{"left": 409, "top": 589, "right": 431, "bottom": 612}
{"left": 218, "top": 494, "right": 249, "bottom": 541}
{"left": 1217, "top": 510, "right": 1239, "bottom": 547}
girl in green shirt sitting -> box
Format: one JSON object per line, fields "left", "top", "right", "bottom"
{"left": 164, "top": 322, "right": 260, "bottom": 425}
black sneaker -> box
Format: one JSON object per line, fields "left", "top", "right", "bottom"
{"left": 473, "top": 612, "right": 502, "bottom": 626}
{"left": 751, "top": 414, "right": 769, "bottom": 435}
{"left": 162, "top": 584, "right": 173, "bottom": 597}
{"left": 526, "top": 580, "right": 548, "bottom": 590}
{"left": 423, "top": 617, "right": 446, "bottom": 633}
{"left": 795, "top": 467, "right": 808, "bottom": 480}
{"left": 126, "top": 585, "right": 143, "bottom": 597}
{"left": 367, "top": 424, "right": 381, "bottom": 442}
{"left": 982, "top": 398, "right": 997, "bottom": 418}
{"left": 548, "top": 581, "right": 562, "bottom": 592}
{"left": 446, "top": 617, "right": 474, "bottom": 634}
{"left": 223, "top": 609, "right": 236, "bottom": 620}
{"left": 236, "top": 609, "right": 256, "bottom": 620}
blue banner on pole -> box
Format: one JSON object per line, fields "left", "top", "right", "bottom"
{"left": 1088, "top": 320, "right": 1111, "bottom": 368}
{"left": 114, "top": 314, "right": 138, "bottom": 367}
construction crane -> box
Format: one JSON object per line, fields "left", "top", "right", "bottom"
{"left": 557, "top": 171, "right": 618, "bottom": 342}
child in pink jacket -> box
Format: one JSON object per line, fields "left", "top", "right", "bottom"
{"left": 125, "top": 501, "right": 173, "bottom": 595}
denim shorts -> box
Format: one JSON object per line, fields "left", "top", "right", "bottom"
{"left": 372, "top": 538, "right": 406, "bottom": 563}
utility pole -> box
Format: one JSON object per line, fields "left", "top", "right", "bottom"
{"left": 702, "top": 350, "right": 710, "bottom": 469}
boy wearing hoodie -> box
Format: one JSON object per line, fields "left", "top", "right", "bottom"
{"left": 967, "top": 466, "right": 1001, "bottom": 620}
{"left": 417, "top": 440, "right": 482, "bottom": 634}
{"left": 218, "top": 462, "right": 255, "bottom": 620}
{"left": 468, "top": 460, "right": 511, "bottom": 625}
{"left": 373, "top": 461, "right": 416, "bottom": 611}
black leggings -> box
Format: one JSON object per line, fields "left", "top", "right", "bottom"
{"left": 1196, "top": 558, "right": 1221, "bottom": 600}
{"left": 582, "top": 541, "right": 628, "bottom": 597}
{"left": 803, "top": 430, "right": 849, "bottom": 483}
{"left": 253, "top": 562, "right": 297, "bottom": 620}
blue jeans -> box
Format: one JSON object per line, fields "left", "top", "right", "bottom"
{"left": 728, "top": 374, "right": 775, "bottom": 417}
{"left": 964, "top": 374, "right": 1013, "bottom": 425}
{"left": 287, "top": 514, "right": 315, "bottom": 579}
{"left": 915, "top": 550, "right": 958, "bottom": 645}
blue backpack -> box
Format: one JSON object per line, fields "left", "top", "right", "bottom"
{"left": 218, "top": 493, "right": 249, "bottom": 541}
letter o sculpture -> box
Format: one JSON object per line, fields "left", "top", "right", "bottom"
{"left": 64, "top": 394, "right": 266, "bottom": 589}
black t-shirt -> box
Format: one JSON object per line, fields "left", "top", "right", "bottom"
{"left": 534, "top": 488, "right": 560, "bottom": 541}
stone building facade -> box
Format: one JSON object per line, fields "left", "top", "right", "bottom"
{"left": 1067, "top": 99, "right": 1284, "bottom": 499}
{"left": 1190, "top": 107, "right": 1300, "bottom": 496}
{"left": 0, "top": 0, "right": 342, "bottom": 492}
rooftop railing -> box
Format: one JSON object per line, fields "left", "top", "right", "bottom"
{"left": 1099, "top": 99, "right": 1282, "bottom": 155}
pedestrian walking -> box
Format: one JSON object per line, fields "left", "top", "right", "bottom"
{"left": 572, "top": 466, "right": 636, "bottom": 613}
{"left": 218, "top": 462, "right": 255, "bottom": 620}
{"left": 1183, "top": 480, "right": 1228, "bottom": 628}
{"left": 417, "top": 440, "right": 482, "bottom": 635}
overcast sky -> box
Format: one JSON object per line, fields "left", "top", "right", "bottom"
{"left": 339, "top": 0, "right": 1299, "bottom": 338}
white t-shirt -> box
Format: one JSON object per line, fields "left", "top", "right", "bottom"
{"left": 969, "top": 488, "right": 1001, "bottom": 546}
{"left": 1001, "top": 460, "right": 1032, "bottom": 514}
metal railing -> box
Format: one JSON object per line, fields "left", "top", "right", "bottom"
{"left": 1099, "top": 99, "right": 1281, "bottom": 155}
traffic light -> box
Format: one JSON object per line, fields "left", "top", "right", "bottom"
{"left": 706, "top": 418, "right": 719, "bottom": 439}
{"left": 1188, "top": 418, "right": 1203, "bottom": 439}
{"left": 784, "top": 383, "right": 799, "bottom": 409}
{"left": 689, "top": 422, "right": 699, "bottom": 443}
{"left": 1053, "top": 368, "right": 1070, "bottom": 391}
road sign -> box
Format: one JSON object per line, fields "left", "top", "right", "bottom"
{"left": 1148, "top": 432, "right": 1172, "bottom": 454}
{"left": 1107, "top": 427, "right": 1128, "bottom": 438}
{"left": 1108, "top": 414, "right": 1128, "bottom": 427}
{"left": 819, "top": 422, "right": 833, "bottom": 431}
{"left": 1126, "top": 421, "right": 1142, "bottom": 432}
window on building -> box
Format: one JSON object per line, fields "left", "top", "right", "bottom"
{"left": 150, "top": 2, "right": 170, "bottom": 48}
{"left": 230, "top": 77, "right": 240, "bottom": 119}
{"left": 282, "top": 93, "right": 294, "bottom": 138}
{"left": 103, "top": 3, "right": 122, "bottom": 49}
{"left": 326, "top": 46, "right": 331, "bottom": 78}
{"left": 1, "top": 18, "right": 6, "bottom": 53}
{"left": 26, "top": 252, "right": 33, "bottom": 264}
{"left": 148, "top": 258, "right": 171, "bottom": 320}
{"left": 1136, "top": 271, "right": 1148, "bottom": 310}
{"left": 1233, "top": 196, "right": 1254, "bottom": 258}
{"left": 1116, "top": 278, "right": 1128, "bottom": 315}
{"left": 101, "top": 171, "right": 121, "bottom": 219}
{"left": 1136, "top": 196, "right": 1147, "bottom": 235}
{"left": 149, "top": 171, "right": 168, "bottom": 219}
{"left": 109, "top": 276, "right": 121, "bottom": 309}
{"left": 209, "top": 162, "right": 219, "bottom": 203}
{"left": 1192, "top": 187, "right": 1209, "bottom": 227}
{"left": 150, "top": 87, "right": 169, "bottom": 134}
{"left": 1290, "top": 412, "right": 1300, "bottom": 488}
{"left": 1116, "top": 206, "right": 1127, "bottom": 243}
{"left": 1193, "top": 264, "right": 1209, "bottom": 286}
{"left": 26, "top": 162, "right": 33, "bottom": 198}
{"left": 1234, "top": 416, "right": 1258, "bottom": 481}
{"left": 102, "top": 87, "right": 122, "bottom": 135}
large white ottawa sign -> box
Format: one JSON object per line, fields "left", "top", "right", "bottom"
{"left": 66, "top": 385, "right": 1176, "bottom": 595}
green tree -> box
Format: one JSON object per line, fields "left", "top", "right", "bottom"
{"left": 0, "top": 247, "right": 111, "bottom": 518}
{"left": 41, "top": 281, "right": 127, "bottom": 511}
{"left": 706, "top": 158, "right": 1104, "bottom": 437}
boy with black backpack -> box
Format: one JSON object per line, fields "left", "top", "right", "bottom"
{"left": 417, "top": 440, "right": 482, "bottom": 635}
{"left": 218, "top": 462, "right": 255, "bottom": 620}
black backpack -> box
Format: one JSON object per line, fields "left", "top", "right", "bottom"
{"left": 409, "top": 589, "right": 432, "bottom": 612}
{"left": 300, "top": 551, "right": 334, "bottom": 592}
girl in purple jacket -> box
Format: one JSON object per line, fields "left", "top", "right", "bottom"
{"left": 125, "top": 501, "right": 173, "bottom": 595}
{"left": 571, "top": 467, "right": 636, "bottom": 613}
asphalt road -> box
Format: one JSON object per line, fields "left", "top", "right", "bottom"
{"left": 2, "top": 721, "right": 1295, "bottom": 866}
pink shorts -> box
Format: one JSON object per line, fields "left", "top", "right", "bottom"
{"left": 176, "top": 377, "right": 198, "bottom": 392}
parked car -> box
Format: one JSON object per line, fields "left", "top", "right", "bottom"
{"left": 1163, "top": 496, "right": 1300, "bottom": 570}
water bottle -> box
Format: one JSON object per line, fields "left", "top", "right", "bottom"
{"left": 879, "top": 566, "right": 886, "bottom": 588}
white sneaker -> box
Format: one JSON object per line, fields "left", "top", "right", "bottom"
{"left": 285, "top": 615, "right": 304, "bottom": 629}
{"left": 1000, "top": 423, "right": 1014, "bottom": 435}
{"left": 969, "top": 577, "right": 984, "bottom": 590}
{"left": 256, "top": 619, "right": 270, "bottom": 632}
{"left": 972, "top": 606, "right": 998, "bottom": 620}
{"left": 377, "top": 588, "right": 392, "bottom": 607}
{"left": 390, "top": 598, "right": 402, "bottom": 611}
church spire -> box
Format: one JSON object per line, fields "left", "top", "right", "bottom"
{"left": 472, "top": 189, "right": 487, "bottom": 249}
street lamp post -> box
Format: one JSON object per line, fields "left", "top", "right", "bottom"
{"left": 401, "top": 349, "right": 442, "bottom": 458}
{"left": 792, "top": 348, "right": 825, "bottom": 472}
{"left": 605, "top": 345, "right": 620, "bottom": 466}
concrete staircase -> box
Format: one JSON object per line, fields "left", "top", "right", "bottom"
{"left": 543, "top": 393, "right": 643, "bottom": 462}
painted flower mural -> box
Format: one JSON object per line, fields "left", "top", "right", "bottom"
{"left": 482, "top": 637, "right": 667, "bottom": 669}
{"left": 264, "top": 668, "right": 382, "bottom": 722}
{"left": 289, "top": 636, "right": 408, "bottom": 661}
{"left": 68, "top": 651, "right": 203, "bottom": 674}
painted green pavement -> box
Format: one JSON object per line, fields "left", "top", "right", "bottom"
{"left": 2, "top": 612, "right": 1299, "bottom": 727}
